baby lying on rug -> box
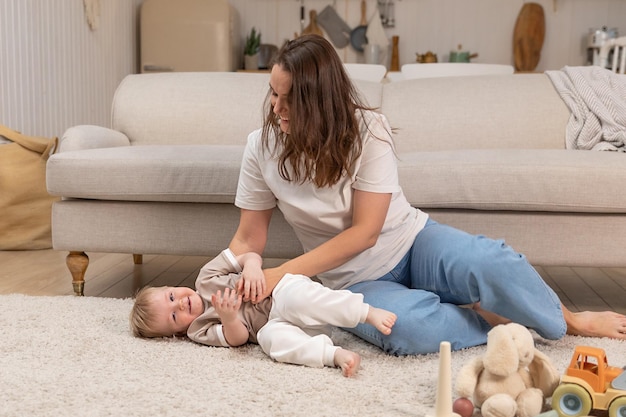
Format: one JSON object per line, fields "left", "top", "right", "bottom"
{"left": 130, "top": 248, "right": 396, "bottom": 377}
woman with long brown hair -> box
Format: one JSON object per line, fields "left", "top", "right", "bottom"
{"left": 230, "top": 34, "right": 626, "bottom": 355}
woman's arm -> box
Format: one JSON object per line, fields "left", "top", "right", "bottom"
{"left": 231, "top": 191, "right": 391, "bottom": 302}
{"left": 262, "top": 189, "right": 391, "bottom": 296}
{"left": 229, "top": 208, "right": 273, "bottom": 255}
{"left": 229, "top": 208, "right": 272, "bottom": 301}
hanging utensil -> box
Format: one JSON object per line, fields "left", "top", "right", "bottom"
{"left": 300, "top": 0, "right": 305, "bottom": 33}
{"left": 350, "top": 0, "right": 368, "bottom": 52}
{"left": 513, "top": 2, "right": 545, "bottom": 72}
{"left": 302, "top": 9, "right": 324, "bottom": 37}
{"left": 317, "top": 4, "right": 352, "bottom": 48}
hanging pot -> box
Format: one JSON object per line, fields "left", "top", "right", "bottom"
{"left": 415, "top": 51, "right": 438, "bottom": 63}
{"left": 449, "top": 50, "right": 479, "bottom": 62}
{"left": 349, "top": 0, "right": 368, "bottom": 52}
{"left": 449, "top": 44, "right": 478, "bottom": 62}
{"left": 258, "top": 44, "right": 278, "bottom": 69}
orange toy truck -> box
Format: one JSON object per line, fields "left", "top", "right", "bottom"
{"left": 552, "top": 346, "right": 626, "bottom": 417}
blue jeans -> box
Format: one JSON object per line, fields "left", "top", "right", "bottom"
{"left": 345, "top": 219, "right": 566, "bottom": 355}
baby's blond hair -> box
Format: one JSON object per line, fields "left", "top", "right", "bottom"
{"left": 129, "top": 286, "right": 167, "bottom": 338}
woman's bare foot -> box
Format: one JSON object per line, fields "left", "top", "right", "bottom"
{"left": 563, "top": 307, "right": 626, "bottom": 339}
{"left": 472, "top": 302, "right": 511, "bottom": 327}
{"left": 334, "top": 348, "right": 361, "bottom": 377}
{"left": 365, "top": 306, "right": 397, "bottom": 335}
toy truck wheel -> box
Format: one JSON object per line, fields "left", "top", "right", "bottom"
{"left": 609, "top": 396, "right": 626, "bottom": 417}
{"left": 551, "top": 384, "right": 592, "bottom": 417}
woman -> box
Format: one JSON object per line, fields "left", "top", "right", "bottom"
{"left": 230, "top": 34, "right": 626, "bottom": 355}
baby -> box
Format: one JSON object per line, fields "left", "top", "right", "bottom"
{"left": 130, "top": 248, "right": 397, "bottom": 377}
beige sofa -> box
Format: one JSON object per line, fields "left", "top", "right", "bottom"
{"left": 47, "top": 72, "right": 626, "bottom": 296}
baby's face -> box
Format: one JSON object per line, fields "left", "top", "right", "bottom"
{"left": 149, "top": 287, "right": 204, "bottom": 336}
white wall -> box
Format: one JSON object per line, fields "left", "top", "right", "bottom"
{"left": 229, "top": 0, "right": 626, "bottom": 71}
{"left": 0, "top": 0, "right": 142, "bottom": 138}
{"left": 1, "top": 0, "right": 624, "bottom": 139}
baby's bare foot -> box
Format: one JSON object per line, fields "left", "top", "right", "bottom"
{"left": 565, "top": 310, "right": 626, "bottom": 339}
{"left": 365, "top": 306, "right": 397, "bottom": 335}
{"left": 334, "top": 348, "right": 361, "bottom": 377}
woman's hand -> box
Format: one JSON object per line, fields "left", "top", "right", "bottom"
{"left": 237, "top": 266, "right": 281, "bottom": 303}
{"left": 258, "top": 266, "right": 284, "bottom": 301}
{"left": 230, "top": 191, "right": 391, "bottom": 301}
{"left": 232, "top": 251, "right": 266, "bottom": 303}
{"left": 265, "top": 190, "right": 392, "bottom": 282}
{"left": 239, "top": 262, "right": 266, "bottom": 303}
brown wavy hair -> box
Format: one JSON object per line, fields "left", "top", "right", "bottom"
{"left": 261, "top": 34, "right": 374, "bottom": 188}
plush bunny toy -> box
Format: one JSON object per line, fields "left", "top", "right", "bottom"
{"left": 455, "top": 323, "right": 560, "bottom": 417}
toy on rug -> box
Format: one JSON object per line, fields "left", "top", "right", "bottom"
{"left": 454, "top": 323, "right": 560, "bottom": 417}
{"left": 427, "top": 341, "right": 461, "bottom": 417}
{"left": 551, "top": 345, "right": 626, "bottom": 417}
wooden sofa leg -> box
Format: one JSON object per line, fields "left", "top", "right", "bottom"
{"left": 67, "top": 251, "right": 89, "bottom": 296}
{"left": 133, "top": 254, "right": 143, "bottom": 264}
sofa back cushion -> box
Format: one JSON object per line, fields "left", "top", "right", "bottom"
{"left": 112, "top": 72, "right": 269, "bottom": 146}
{"left": 111, "top": 72, "right": 383, "bottom": 147}
{"left": 381, "top": 73, "right": 570, "bottom": 153}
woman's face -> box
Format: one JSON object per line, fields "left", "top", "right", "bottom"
{"left": 269, "top": 64, "right": 292, "bottom": 134}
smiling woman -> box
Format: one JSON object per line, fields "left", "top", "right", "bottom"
{"left": 229, "top": 34, "right": 626, "bottom": 357}
{"left": 269, "top": 71, "right": 291, "bottom": 134}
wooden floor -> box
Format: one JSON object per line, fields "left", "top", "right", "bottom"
{"left": 1, "top": 249, "right": 625, "bottom": 314}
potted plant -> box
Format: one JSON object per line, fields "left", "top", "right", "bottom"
{"left": 244, "top": 27, "right": 261, "bottom": 70}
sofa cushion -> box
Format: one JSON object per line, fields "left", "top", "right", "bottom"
{"left": 47, "top": 145, "right": 243, "bottom": 203}
{"left": 112, "top": 73, "right": 270, "bottom": 147}
{"left": 382, "top": 74, "right": 570, "bottom": 153}
{"left": 110, "top": 72, "right": 383, "bottom": 148}
{"left": 399, "top": 149, "right": 626, "bottom": 213}
{"left": 49, "top": 144, "right": 626, "bottom": 214}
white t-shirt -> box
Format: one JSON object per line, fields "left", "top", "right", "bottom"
{"left": 235, "top": 110, "right": 428, "bottom": 289}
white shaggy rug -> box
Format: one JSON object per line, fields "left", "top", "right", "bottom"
{"left": 1, "top": 294, "right": 625, "bottom": 417}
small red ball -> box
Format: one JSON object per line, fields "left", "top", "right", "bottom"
{"left": 453, "top": 397, "right": 474, "bottom": 417}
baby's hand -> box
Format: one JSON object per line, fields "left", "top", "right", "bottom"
{"left": 211, "top": 288, "right": 242, "bottom": 322}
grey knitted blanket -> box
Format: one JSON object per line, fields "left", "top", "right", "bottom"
{"left": 546, "top": 66, "right": 626, "bottom": 151}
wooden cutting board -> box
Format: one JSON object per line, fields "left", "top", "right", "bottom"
{"left": 302, "top": 10, "right": 324, "bottom": 37}
{"left": 513, "top": 3, "right": 545, "bottom": 72}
